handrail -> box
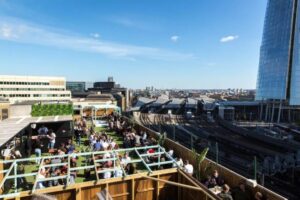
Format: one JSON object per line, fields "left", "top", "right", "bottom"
{"left": 0, "top": 145, "right": 179, "bottom": 199}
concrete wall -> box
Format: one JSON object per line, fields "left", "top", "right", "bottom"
{"left": 9, "top": 105, "right": 32, "bottom": 117}
{"left": 0, "top": 103, "right": 10, "bottom": 121}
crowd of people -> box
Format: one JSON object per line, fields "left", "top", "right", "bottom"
{"left": 33, "top": 114, "right": 182, "bottom": 189}
{"left": 201, "top": 169, "right": 268, "bottom": 200}
{"left": 36, "top": 138, "right": 78, "bottom": 189}
{"left": 1, "top": 114, "right": 270, "bottom": 199}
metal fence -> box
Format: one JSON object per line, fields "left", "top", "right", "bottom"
{"left": 0, "top": 145, "right": 179, "bottom": 199}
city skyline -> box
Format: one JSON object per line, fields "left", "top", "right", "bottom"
{"left": 0, "top": 0, "right": 267, "bottom": 89}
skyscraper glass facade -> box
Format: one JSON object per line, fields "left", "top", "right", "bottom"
{"left": 66, "top": 81, "right": 86, "bottom": 93}
{"left": 290, "top": 1, "right": 300, "bottom": 105}
{"left": 256, "top": 0, "right": 295, "bottom": 101}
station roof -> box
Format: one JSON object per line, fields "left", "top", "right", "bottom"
{"left": 165, "top": 98, "right": 185, "bottom": 109}
{"left": 185, "top": 98, "right": 198, "bottom": 108}
{"left": 150, "top": 98, "right": 171, "bottom": 107}
{"left": 136, "top": 97, "right": 155, "bottom": 107}
{"left": 0, "top": 115, "right": 72, "bottom": 147}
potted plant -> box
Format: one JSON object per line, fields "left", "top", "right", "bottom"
{"left": 192, "top": 147, "right": 209, "bottom": 180}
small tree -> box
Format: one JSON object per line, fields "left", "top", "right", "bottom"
{"left": 192, "top": 147, "right": 209, "bottom": 180}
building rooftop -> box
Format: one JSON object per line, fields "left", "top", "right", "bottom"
{"left": 165, "top": 98, "right": 185, "bottom": 109}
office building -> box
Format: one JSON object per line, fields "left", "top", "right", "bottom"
{"left": 0, "top": 75, "right": 71, "bottom": 103}
{"left": 256, "top": 0, "right": 300, "bottom": 105}
{"left": 66, "top": 81, "right": 86, "bottom": 93}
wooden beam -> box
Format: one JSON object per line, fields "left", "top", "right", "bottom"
{"left": 178, "top": 170, "right": 218, "bottom": 200}
{"left": 156, "top": 175, "right": 160, "bottom": 200}
{"left": 0, "top": 161, "right": 15, "bottom": 189}
{"left": 178, "top": 170, "right": 200, "bottom": 187}
{"left": 141, "top": 175, "right": 205, "bottom": 192}
{"left": 141, "top": 175, "right": 218, "bottom": 200}
{"left": 92, "top": 153, "right": 99, "bottom": 182}
{"left": 16, "top": 168, "right": 178, "bottom": 198}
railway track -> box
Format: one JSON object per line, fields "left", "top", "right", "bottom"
{"left": 138, "top": 113, "right": 299, "bottom": 200}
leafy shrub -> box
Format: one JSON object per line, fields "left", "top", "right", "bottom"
{"left": 31, "top": 103, "right": 73, "bottom": 117}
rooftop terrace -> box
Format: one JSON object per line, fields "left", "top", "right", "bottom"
{"left": 0, "top": 115, "right": 288, "bottom": 200}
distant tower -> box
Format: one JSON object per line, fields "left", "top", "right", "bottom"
{"left": 108, "top": 77, "right": 114, "bottom": 82}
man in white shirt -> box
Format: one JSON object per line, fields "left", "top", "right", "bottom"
{"left": 168, "top": 150, "right": 174, "bottom": 157}
{"left": 114, "top": 168, "right": 123, "bottom": 177}
{"left": 47, "top": 131, "right": 56, "bottom": 149}
{"left": 184, "top": 160, "right": 194, "bottom": 175}
{"left": 101, "top": 141, "right": 109, "bottom": 150}
{"left": 103, "top": 171, "right": 111, "bottom": 179}
{"left": 173, "top": 158, "right": 183, "bottom": 168}
{"left": 37, "top": 171, "right": 45, "bottom": 189}
{"left": 120, "top": 152, "right": 131, "bottom": 166}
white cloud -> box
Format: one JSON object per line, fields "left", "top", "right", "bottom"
{"left": 220, "top": 35, "right": 239, "bottom": 43}
{"left": 0, "top": 24, "right": 18, "bottom": 39}
{"left": 0, "top": 17, "right": 195, "bottom": 61}
{"left": 90, "top": 33, "right": 100, "bottom": 38}
{"left": 171, "top": 35, "right": 179, "bottom": 42}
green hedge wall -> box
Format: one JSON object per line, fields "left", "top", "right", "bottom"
{"left": 31, "top": 104, "right": 73, "bottom": 117}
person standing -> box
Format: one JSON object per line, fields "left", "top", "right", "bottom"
{"left": 34, "top": 139, "right": 43, "bottom": 163}
{"left": 47, "top": 130, "right": 56, "bottom": 149}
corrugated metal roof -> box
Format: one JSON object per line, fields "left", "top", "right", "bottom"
{"left": 150, "top": 98, "right": 170, "bottom": 107}
{"left": 185, "top": 98, "right": 198, "bottom": 108}
{"left": 165, "top": 98, "right": 185, "bottom": 108}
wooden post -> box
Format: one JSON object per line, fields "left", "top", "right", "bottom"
{"left": 131, "top": 178, "right": 135, "bottom": 200}
{"left": 156, "top": 175, "right": 160, "bottom": 200}
{"left": 0, "top": 161, "right": 3, "bottom": 195}
{"left": 177, "top": 173, "right": 181, "bottom": 200}
{"left": 106, "top": 183, "right": 109, "bottom": 200}
{"left": 76, "top": 187, "right": 82, "bottom": 200}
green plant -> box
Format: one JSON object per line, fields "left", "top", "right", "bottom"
{"left": 192, "top": 147, "right": 209, "bottom": 180}
{"left": 31, "top": 103, "right": 74, "bottom": 117}
{"left": 158, "top": 132, "right": 166, "bottom": 146}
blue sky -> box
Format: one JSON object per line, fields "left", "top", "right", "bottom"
{"left": 0, "top": 0, "right": 267, "bottom": 89}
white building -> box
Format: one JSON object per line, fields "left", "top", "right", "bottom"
{"left": 0, "top": 75, "right": 71, "bottom": 103}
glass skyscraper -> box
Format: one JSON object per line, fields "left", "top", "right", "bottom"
{"left": 256, "top": 0, "right": 300, "bottom": 105}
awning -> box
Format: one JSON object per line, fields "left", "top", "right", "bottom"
{"left": 82, "top": 104, "right": 121, "bottom": 112}
{"left": 0, "top": 115, "right": 72, "bottom": 147}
